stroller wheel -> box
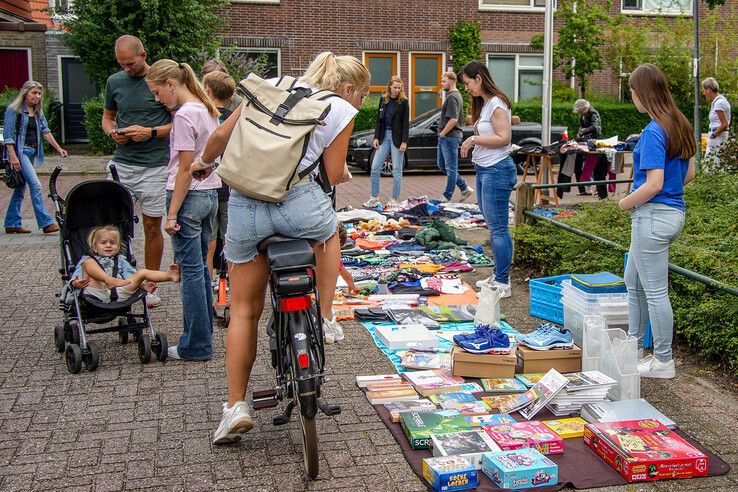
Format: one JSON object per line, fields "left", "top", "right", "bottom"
{"left": 65, "top": 344, "right": 82, "bottom": 374}
{"left": 138, "top": 334, "right": 152, "bottom": 363}
{"left": 224, "top": 307, "right": 231, "bottom": 327}
{"left": 153, "top": 333, "right": 168, "bottom": 362}
{"left": 83, "top": 341, "right": 100, "bottom": 372}
{"left": 54, "top": 324, "right": 66, "bottom": 353}
{"left": 118, "top": 317, "right": 129, "bottom": 344}
{"left": 68, "top": 320, "right": 80, "bottom": 345}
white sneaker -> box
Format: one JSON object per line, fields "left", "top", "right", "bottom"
{"left": 459, "top": 186, "right": 474, "bottom": 202}
{"left": 386, "top": 198, "right": 400, "bottom": 209}
{"left": 167, "top": 345, "right": 181, "bottom": 360}
{"left": 324, "top": 317, "right": 344, "bottom": 342}
{"left": 475, "top": 276, "right": 492, "bottom": 288}
{"left": 438, "top": 196, "right": 450, "bottom": 203}
{"left": 146, "top": 292, "right": 162, "bottom": 308}
{"left": 493, "top": 281, "right": 512, "bottom": 298}
{"left": 213, "top": 401, "right": 254, "bottom": 445}
{"left": 638, "top": 357, "right": 676, "bottom": 379}
{"left": 322, "top": 319, "right": 336, "bottom": 344}
{"left": 363, "top": 197, "right": 381, "bottom": 208}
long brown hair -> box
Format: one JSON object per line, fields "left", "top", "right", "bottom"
{"left": 459, "top": 60, "right": 512, "bottom": 123}
{"left": 383, "top": 75, "right": 407, "bottom": 103}
{"left": 147, "top": 59, "right": 219, "bottom": 118}
{"left": 629, "top": 63, "right": 695, "bottom": 160}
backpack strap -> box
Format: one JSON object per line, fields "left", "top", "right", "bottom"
{"left": 298, "top": 92, "right": 340, "bottom": 192}
{"left": 270, "top": 86, "right": 313, "bottom": 125}
{"left": 276, "top": 75, "right": 298, "bottom": 91}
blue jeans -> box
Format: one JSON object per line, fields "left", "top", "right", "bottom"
{"left": 166, "top": 189, "right": 217, "bottom": 360}
{"left": 475, "top": 156, "right": 517, "bottom": 284}
{"left": 371, "top": 129, "right": 404, "bottom": 199}
{"left": 4, "top": 147, "right": 55, "bottom": 229}
{"left": 437, "top": 136, "right": 468, "bottom": 200}
{"left": 625, "top": 203, "right": 684, "bottom": 362}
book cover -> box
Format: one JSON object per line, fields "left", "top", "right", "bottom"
{"left": 464, "top": 414, "right": 516, "bottom": 427}
{"left": 366, "top": 387, "right": 419, "bottom": 404}
{"left": 519, "top": 369, "right": 570, "bottom": 420}
{"left": 401, "top": 410, "right": 471, "bottom": 450}
{"left": 403, "top": 368, "right": 465, "bottom": 397}
{"left": 542, "top": 417, "right": 588, "bottom": 438}
{"left": 364, "top": 380, "right": 413, "bottom": 392}
{"left": 384, "top": 399, "right": 438, "bottom": 423}
{"left": 483, "top": 420, "right": 564, "bottom": 455}
{"left": 429, "top": 392, "right": 478, "bottom": 405}
{"left": 431, "top": 430, "right": 502, "bottom": 469}
{"left": 441, "top": 401, "right": 491, "bottom": 416}
{"left": 400, "top": 351, "right": 451, "bottom": 370}
{"left": 481, "top": 448, "right": 558, "bottom": 489}
{"left": 561, "top": 371, "right": 617, "bottom": 391}
{"left": 498, "top": 390, "right": 537, "bottom": 414}
{"left": 482, "top": 395, "right": 516, "bottom": 410}
{"left": 355, "top": 374, "right": 401, "bottom": 388}
{"left": 583, "top": 419, "right": 708, "bottom": 482}
{"left": 422, "top": 456, "right": 478, "bottom": 492}
{"left": 482, "top": 378, "right": 528, "bottom": 393}
{"left": 515, "top": 373, "right": 545, "bottom": 388}
{"left": 458, "top": 382, "right": 484, "bottom": 394}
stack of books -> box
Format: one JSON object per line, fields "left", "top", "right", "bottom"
{"left": 546, "top": 371, "right": 617, "bottom": 416}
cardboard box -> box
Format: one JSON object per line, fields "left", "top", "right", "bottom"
{"left": 452, "top": 346, "right": 516, "bottom": 379}
{"left": 516, "top": 345, "right": 582, "bottom": 374}
{"left": 481, "top": 448, "right": 558, "bottom": 489}
{"left": 423, "top": 456, "right": 478, "bottom": 491}
{"left": 431, "top": 430, "right": 502, "bottom": 469}
{"left": 583, "top": 419, "right": 708, "bottom": 482}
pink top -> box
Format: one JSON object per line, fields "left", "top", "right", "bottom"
{"left": 166, "top": 102, "right": 222, "bottom": 191}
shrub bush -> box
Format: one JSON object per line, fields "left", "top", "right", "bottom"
{"left": 514, "top": 173, "right": 738, "bottom": 373}
{"left": 354, "top": 96, "right": 380, "bottom": 133}
{"left": 82, "top": 95, "right": 115, "bottom": 155}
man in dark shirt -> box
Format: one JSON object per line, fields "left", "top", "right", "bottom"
{"left": 437, "top": 72, "right": 473, "bottom": 202}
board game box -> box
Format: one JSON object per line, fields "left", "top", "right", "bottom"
{"left": 542, "top": 417, "right": 588, "bottom": 438}
{"left": 464, "top": 414, "right": 516, "bottom": 428}
{"left": 385, "top": 400, "right": 438, "bottom": 423}
{"left": 431, "top": 430, "right": 502, "bottom": 469}
{"left": 423, "top": 455, "right": 479, "bottom": 492}
{"left": 483, "top": 420, "right": 564, "bottom": 455}
{"left": 481, "top": 448, "right": 559, "bottom": 489}
{"left": 401, "top": 410, "right": 472, "bottom": 450}
{"left": 583, "top": 419, "right": 709, "bottom": 482}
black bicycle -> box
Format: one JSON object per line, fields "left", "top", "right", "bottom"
{"left": 251, "top": 235, "right": 340, "bottom": 478}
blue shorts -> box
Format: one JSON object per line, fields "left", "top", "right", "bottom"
{"left": 224, "top": 179, "right": 337, "bottom": 264}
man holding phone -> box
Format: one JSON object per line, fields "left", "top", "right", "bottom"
{"left": 102, "top": 35, "right": 172, "bottom": 307}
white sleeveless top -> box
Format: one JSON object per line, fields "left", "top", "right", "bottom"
{"left": 472, "top": 96, "right": 512, "bottom": 167}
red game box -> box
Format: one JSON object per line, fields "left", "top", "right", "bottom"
{"left": 482, "top": 421, "right": 564, "bottom": 455}
{"left": 583, "top": 419, "right": 708, "bottom": 482}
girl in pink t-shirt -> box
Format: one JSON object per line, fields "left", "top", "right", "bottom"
{"left": 146, "top": 59, "right": 220, "bottom": 361}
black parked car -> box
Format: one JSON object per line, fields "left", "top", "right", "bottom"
{"left": 346, "top": 108, "right": 569, "bottom": 175}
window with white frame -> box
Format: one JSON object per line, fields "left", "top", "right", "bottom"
{"left": 218, "top": 48, "right": 280, "bottom": 81}
{"left": 480, "top": 0, "right": 546, "bottom": 10}
{"left": 487, "top": 54, "right": 544, "bottom": 102}
{"left": 622, "top": 0, "right": 692, "bottom": 14}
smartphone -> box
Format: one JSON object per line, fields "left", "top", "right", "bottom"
{"left": 115, "top": 127, "right": 128, "bottom": 134}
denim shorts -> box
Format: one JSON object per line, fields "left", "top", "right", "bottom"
{"left": 224, "top": 179, "right": 337, "bottom": 263}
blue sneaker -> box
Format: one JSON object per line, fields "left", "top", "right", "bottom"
{"left": 517, "top": 324, "right": 574, "bottom": 351}
{"left": 459, "top": 327, "right": 512, "bottom": 354}
{"left": 453, "top": 324, "right": 494, "bottom": 346}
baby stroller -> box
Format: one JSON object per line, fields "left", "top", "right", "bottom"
{"left": 49, "top": 166, "right": 168, "bottom": 373}
{"left": 212, "top": 239, "right": 231, "bottom": 327}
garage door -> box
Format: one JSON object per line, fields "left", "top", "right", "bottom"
{"left": 0, "top": 49, "right": 31, "bottom": 91}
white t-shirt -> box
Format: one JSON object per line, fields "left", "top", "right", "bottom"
{"left": 709, "top": 94, "right": 731, "bottom": 133}
{"left": 472, "top": 96, "right": 512, "bottom": 167}
{"left": 267, "top": 78, "right": 358, "bottom": 176}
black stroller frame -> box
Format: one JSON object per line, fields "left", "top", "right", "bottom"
{"left": 49, "top": 166, "right": 168, "bottom": 373}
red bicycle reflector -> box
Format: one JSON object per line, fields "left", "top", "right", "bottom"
{"left": 279, "top": 295, "right": 311, "bottom": 312}
{"left": 297, "top": 351, "right": 309, "bottom": 369}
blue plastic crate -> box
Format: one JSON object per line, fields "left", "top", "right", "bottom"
{"left": 529, "top": 274, "right": 570, "bottom": 324}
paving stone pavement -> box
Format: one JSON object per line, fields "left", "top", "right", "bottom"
{"left": 0, "top": 161, "right": 736, "bottom": 491}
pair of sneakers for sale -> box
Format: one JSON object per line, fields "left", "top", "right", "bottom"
{"left": 453, "top": 324, "right": 511, "bottom": 354}
{"left": 517, "top": 323, "right": 574, "bottom": 351}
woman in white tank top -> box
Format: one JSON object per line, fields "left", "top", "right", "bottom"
{"left": 458, "top": 60, "right": 517, "bottom": 298}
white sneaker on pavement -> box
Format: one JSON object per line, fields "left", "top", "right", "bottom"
{"left": 459, "top": 186, "right": 474, "bottom": 202}
{"left": 475, "top": 276, "right": 492, "bottom": 288}
{"left": 638, "top": 357, "right": 676, "bottom": 379}
{"left": 322, "top": 318, "right": 336, "bottom": 344}
{"left": 363, "top": 197, "right": 381, "bottom": 208}
{"left": 167, "top": 345, "right": 182, "bottom": 360}
{"left": 146, "top": 292, "right": 162, "bottom": 308}
{"left": 213, "top": 401, "right": 254, "bottom": 445}
{"left": 324, "top": 317, "right": 344, "bottom": 342}
{"left": 438, "top": 196, "right": 450, "bottom": 203}
{"left": 386, "top": 198, "right": 400, "bottom": 209}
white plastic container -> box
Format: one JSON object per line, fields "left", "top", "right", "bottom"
{"left": 561, "top": 279, "right": 627, "bottom": 315}
{"left": 474, "top": 284, "right": 502, "bottom": 327}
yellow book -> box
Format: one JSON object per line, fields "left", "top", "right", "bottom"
{"left": 542, "top": 417, "right": 588, "bottom": 438}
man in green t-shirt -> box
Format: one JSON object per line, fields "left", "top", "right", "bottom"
{"left": 102, "top": 35, "right": 172, "bottom": 307}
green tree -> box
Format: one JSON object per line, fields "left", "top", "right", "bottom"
{"left": 57, "top": 0, "right": 228, "bottom": 88}
{"left": 531, "top": 0, "right": 614, "bottom": 98}
{"left": 449, "top": 21, "right": 482, "bottom": 116}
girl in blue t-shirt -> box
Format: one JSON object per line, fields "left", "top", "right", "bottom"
{"left": 618, "top": 63, "right": 696, "bottom": 379}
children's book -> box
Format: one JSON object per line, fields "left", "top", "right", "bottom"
{"left": 519, "top": 369, "right": 570, "bottom": 420}
{"left": 355, "top": 374, "right": 402, "bottom": 388}
{"left": 385, "top": 399, "right": 438, "bottom": 423}
{"left": 481, "top": 378, "right": 528, "bottom": 393}
{"left": 366, "top": 387, "right": 420, "bottom": 405}
{"left": 483, "top": 420, "right": 564, "bottom": 455}
{"left": 542, "top": 417, "right": 588, "bottom": 438}
{"left": 440, "top": 401, "right": 491, "bottom": 416}
{"left": 457, "top": 382, "right": 484, "bottom": 394}
{"left": 431, "top": 430, "right": 502, "bottom": 469}
{"left": 401, "top": 410, "right": 471, "bottom": 450}
{"left": 400, "top": 351, "right": 451, "bottom": 370}
{"left": 515, "top": 373, "right": 545, "bottom": 388}
{"left": 403, "top": 368, "right": 465, "bottom": 397}
{"left": 481, "top": 395, "right": 516, "bottom": 410}
{"left": 429, "top": 392, "right": 478, "bottom": 405}
{"left": 464, "top": 414, "right": 516, "bottom": 428}
{"left": 498, "top": 390, "right": 537, "bottom": 414}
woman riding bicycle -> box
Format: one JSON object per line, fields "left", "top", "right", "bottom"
{"left": 192, "top": 52, "right": 370, "bottom": 445}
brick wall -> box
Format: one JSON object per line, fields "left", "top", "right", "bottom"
{"left": 44, "top": 31, "right": 74, "bottom": 98}
{"left": 0, "top": 30, "right": 47, "bottom": 86}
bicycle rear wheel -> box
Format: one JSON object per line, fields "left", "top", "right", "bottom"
{"left": 300, "top": 412, "right": 319, "bottom": 478}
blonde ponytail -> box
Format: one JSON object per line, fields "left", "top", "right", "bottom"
{"left": 300, "top": 51, "right": 370, "bottom": 93}
{"left": 148, "top": 59, "right": 220, "bottom": 118}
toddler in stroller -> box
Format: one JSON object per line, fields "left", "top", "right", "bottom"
{"left": 72, "top": 225, "right": 180, "bottom": 303}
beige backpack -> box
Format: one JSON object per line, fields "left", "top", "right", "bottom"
{"left": 216, "top": 73, "right": 336, "bottom": 203}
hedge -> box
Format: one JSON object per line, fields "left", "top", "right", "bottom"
{"left": 513, "top": 173, "right": 738, "bottom": 373}
{"left": 0, "top": 88, "right": 62, "bottom": 152}
{"left": 354, "top": 96, "right": 380, "bottom": 133}
{"left": 82, "top": 95, "right": 115, "bottom": 155}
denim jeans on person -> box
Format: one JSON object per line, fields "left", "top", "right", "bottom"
{"left": 475, "top": 156, "right": 517, "bottom": 284}
{"left": 4, "top": 146, "right": 55, "bottom": 229}
{"left": 166, "top": 189, "right": 217, "bottom": 360}
{"left": 437, "top": 136, "right": 468, "bottom": 200}
{"left": 371, "top": 129, "right": 404, "bottom": 199}
{"left": 625, "top": 202, "right": 685, "bottom": 362}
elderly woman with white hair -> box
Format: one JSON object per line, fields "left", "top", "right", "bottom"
{"left": 572, "top": 98, "right": 608, "bottom": 198}
{"left": 701, "top": 77, "right": 731, "bottom": 170}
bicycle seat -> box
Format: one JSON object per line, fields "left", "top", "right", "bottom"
{"left": 259, "top": 235, "right": 317, "bottom": 271}
{"left": 257, "top": 234, "right": 317, "bottom": 252}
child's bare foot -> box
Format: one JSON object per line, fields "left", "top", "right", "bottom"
{"left": 105, "top": 277, "right": 129, "bottom": 289}
{"left": 169, "top": 264, "right": 181, "bottom": 283}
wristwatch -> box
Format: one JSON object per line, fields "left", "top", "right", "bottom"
{"left": 151, "top": 127, "right": 158, "bottom": 137}
{"left": 471, "top": 136, "right": 476, "bottom": 145}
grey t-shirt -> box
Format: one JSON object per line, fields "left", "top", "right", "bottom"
{"left": 440, "top": 91, "right": 464, "bottom": 139}
{"left": 104, "top": 70, "right": 172, "bottom": 168}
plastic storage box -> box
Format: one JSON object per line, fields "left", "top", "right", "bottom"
{"left": 561, "top": 279, "right": 628, "bottom": 346}
{"left": 580, "top": 315, "right": 640, "bottom": 401}
{"left": 528, "top": 275, "right": 570, "bottom": 324}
